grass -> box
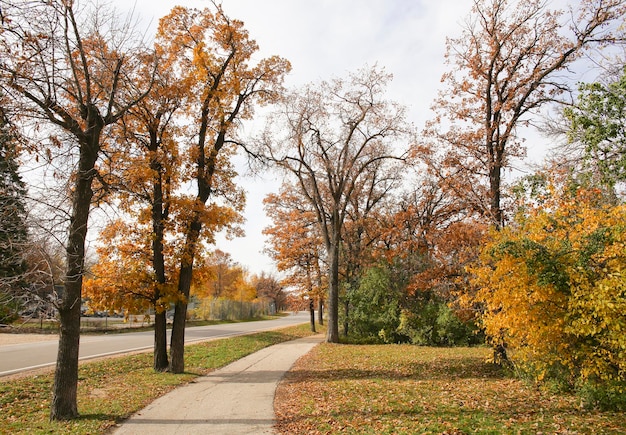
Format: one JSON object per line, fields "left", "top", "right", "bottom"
{"left": 275, "top": 343, "right": 626, "bottom": 434}
{"left": 0, "top": 323, "right": 315, "bottom": 435}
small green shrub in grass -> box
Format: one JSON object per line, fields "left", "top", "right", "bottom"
{"left": 578, "top": 380, "right": 626, "bottom": 411}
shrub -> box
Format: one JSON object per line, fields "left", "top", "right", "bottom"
{"left": 469, "top": 186, "right": 626, "bottom": 398}
{"left": 397, "top": 301, "right": 481, "bottom": 346}
{"left": 346, "top": 265, "right": 406, "bottom": 343}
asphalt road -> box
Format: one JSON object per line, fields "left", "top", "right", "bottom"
{"left": 0, "top": 312, "right": 309, "bottom": 377}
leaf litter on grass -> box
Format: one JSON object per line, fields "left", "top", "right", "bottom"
{"left": 0, "top": 323, "right": 316, "bottom": 435}
{"left": 274, "top": 344, "right": 626, "bottom": 434}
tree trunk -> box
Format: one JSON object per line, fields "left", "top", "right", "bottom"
{"left": 169, "top": 217, "right": 202, "bottom": 373}
{"left": 326, "top": 235, "right": 340, "bottom": 343}
{"left": 317, "top": 298, "right": 323, "bottom": 325}
{"left": 169, "top": 296, "right": 188, "bottom": 373}
{"left": 151, "top": 172, "right": 169, "bottom": 371}
{"left": 309, "top": 298, "right": 315, "bottom": 332}
{"left": 343, "top": 299, "right": 350, "bottom": 337}
{"left": 489, "top": 155, "right": 503, "bottom": 228}
{"left": 153, "top": 311, "right": 168, "bottom": 371}
{"left": 50, "top": 133, "right": 99, "bottom": 420}
{"left": 50, "top": 290, "right": 81, "bottom": 420}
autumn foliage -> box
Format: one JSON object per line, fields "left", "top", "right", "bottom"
{"left": 469, "top": 182, "right": 626, "bottom": 391}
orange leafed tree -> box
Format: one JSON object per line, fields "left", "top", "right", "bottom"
{"left": 253, "top": 272, "right": 287, "bottom": 313}
{"left": 425, "top": 0, "right": 626, "bottom": 228}
{"left": 264, "top": 184, "right": 326, "bottom": 326}
{"left": 83, "top": 219, "right": 179, "bottom": 319}
{"left": 376, "top": 176, "right": 476, "bottom": 297}
{"left": 157, "top": 3, "right": 290, "bottom": 372}
{"left": 192, "top": 249, "right": 247, "bottom": 301}
{"left": 86, "top": 46, "right": 185, "bottom": 371}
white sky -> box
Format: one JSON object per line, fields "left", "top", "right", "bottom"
{"left": 109, "top": 0, "right": 553, "bottom": 275}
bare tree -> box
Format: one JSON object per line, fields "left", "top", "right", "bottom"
{"left": 263, "top": 66, "right": 410, "bottom": 343}
{"left": 0, "top": 0, "right": 152, "bottom": 420}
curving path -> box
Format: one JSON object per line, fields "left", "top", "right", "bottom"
{"left": 111, "top": 334, "right": 324, "bottom": 435}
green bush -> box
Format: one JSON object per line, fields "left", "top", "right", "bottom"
{"left": 346, "top": 265, "right": 406, "bottom": 344}
{"left": 397, "top": 301, "right": 481, "bottom": 346}
{"left": 578, "top": 380, "right": 626, "bottom": 411}
{"left": 344, "top": 263, "right": 481, "bottom": 346}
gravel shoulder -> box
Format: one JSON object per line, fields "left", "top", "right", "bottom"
{"left": 0, "top": 332, "right": 58, "bottom": 346}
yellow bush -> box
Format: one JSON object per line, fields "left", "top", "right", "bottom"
{"left": 470, "top": 188, "right": 626, "bottom": 387}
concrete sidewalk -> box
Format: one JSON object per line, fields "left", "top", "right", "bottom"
{"left": 111, "top": 334, "right": 324, "bottom": 435}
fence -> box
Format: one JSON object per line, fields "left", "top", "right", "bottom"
{"left": 191, "top": 298, "right": 275, "bottom": 321}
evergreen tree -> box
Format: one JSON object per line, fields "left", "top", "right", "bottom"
{"left": 0, "top": 104, "right": 28, "bottom": 322}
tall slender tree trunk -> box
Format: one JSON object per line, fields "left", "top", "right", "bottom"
{"left": 489, "top": 149, "right": 507, "bottom": 364}
{"left": 309, "top": 299, "right": 315, "bottom": 332}
{"left": 51, "top": 131, "right": 100, "bottom": 420}
{"left": 488, "top": 147, "right": 504, "bottom": 228}
{"left": 151, "top": 169, "right": 169, "bottom": 371}
{"left": 169, "top": 217, "right": 202, "bottom": 373}
{"left": 317, "top": 298, "right": 323, "bottom": 325}
{"left": 315, "top": 268, "right": 324, "bottom": 325}
{"left": 326, "top": 229, "right": 340, "bottom": 343}
{"left": 343, "top": 300, "right": 350, "bottom": 337}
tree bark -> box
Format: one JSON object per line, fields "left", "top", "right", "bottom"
{"left": 309, "top": 298, "right": 315, "bottom": 332}
{"left": 169, "top": 296, "right": 188, "bottom": 373}
{"left": 153, "top": 311, "right": 168, "bottom": 371}
{"left": 326, "top": 231, "right": 340, "bottom": 343}
{"left": 50, "top": 291, "right": 81, "bottom": 420}
{"left": 343, "top": 299, "right": 350, "bottom": 337}
{"left": 489, "top": 153, "right": 503, "bottom": 228}
{"left": 151, "top": 166, "right": 169, "bottom": 371}
{"left": 50, "top": 131, "right": 99, "bottom": 420}
{"left": 169, "top": 217, "right": 202, "bottom": 373}
{"left": 317, "top": 298, "right": 323, "bottom": 325}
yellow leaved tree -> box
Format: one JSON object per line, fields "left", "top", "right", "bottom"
{"left": 469, "top": 180, "right": 626, "bottom": 394}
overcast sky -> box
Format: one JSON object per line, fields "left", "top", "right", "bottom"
{"left": 106, "top": 1, "right": 496, "bottom": 275}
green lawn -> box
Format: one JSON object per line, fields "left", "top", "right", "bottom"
{"left": 6, "top": 325, "right": 624, "bottom": 435}
{"left": 275, "top": 344, "right": 626, "bottom": 434}
{"left": 0, "top": 323, "right": 314, "bottom": 435}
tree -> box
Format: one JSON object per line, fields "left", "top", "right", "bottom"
{"left": 0, "top": 0, "right": 152, "bottom": 419}
{"left": 157, "top": 4, "right": 290, "bottom": 373}
{"left": 263, "top": 66, "right": 410, "bottom": 343}
{"left": 82, "top": 217, "right": 179, "bottom": 328}
{"left": 263, "top": 184, "right": 326, "bottom": 323}
{"left": 426, "top": 0, "right": 626, "bottom": 227}
{"left": 340, "top": 157, "right": 403, "bottom": 336}
{"left": 0, "top": 99, "right": 28, "bottom": 322}
{"left": 565, "top": 65, "right": 626, "bottom": 188}
{"left": 190, "top": 254, "right": 262, "bottom": 321}
{"left": 194, "top": 250, "right": 243, "bottom": 300}
{"left": 253, "top": 272, "right": 287, "bottom": 312}
{"left": 86, "top": 47, "right": 185, "bottom": 371}
{"left": 469, "top": 180, "right": 626, "bottom": 391}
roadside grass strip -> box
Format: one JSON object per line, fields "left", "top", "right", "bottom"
{"left": 0, "top": 323, "right": 314, "bottom": 435}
